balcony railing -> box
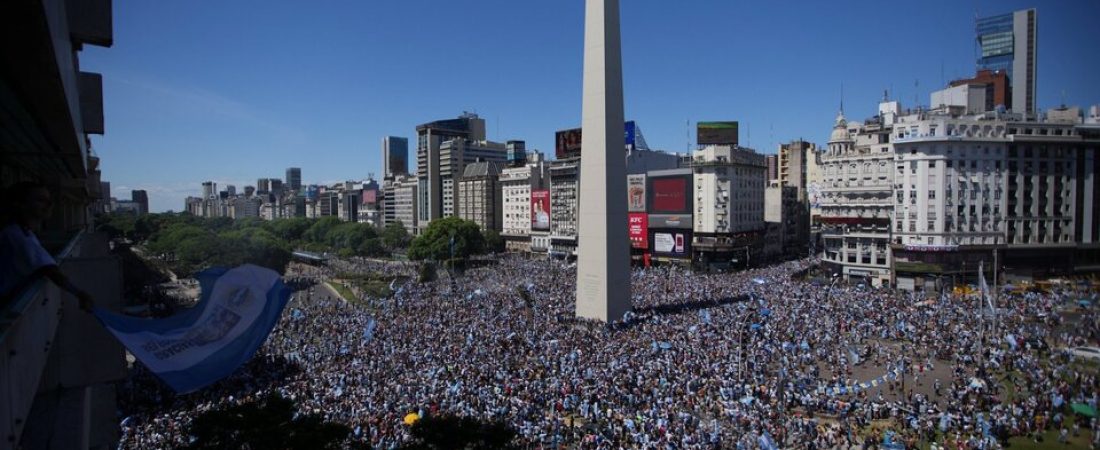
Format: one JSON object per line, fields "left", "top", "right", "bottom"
{"left": 1, "top": 232, "right": 125, "bottom": 447}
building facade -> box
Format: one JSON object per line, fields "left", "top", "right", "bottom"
{"left": 382, "top": 136, "right": 409, "bottom": 178}
{"left": 691, "top": 145, "right": 767, "bottom": 267}
{"left": 456, "top": 161, "right": 503, "bottom": 231}
{"left": 889, "top": 108, "right": 1100, "bottom": 289}
{"left": 500, "top": 154, "right": 547, "bottom": 252}
{"left": 286, "top": 167, "right": 302, "bottom": 192}
{"left": 416, "top": 113, "right": 487, "bottom": 234}
{"left": 819, "top": 103, "right": 897, "bottom": 286}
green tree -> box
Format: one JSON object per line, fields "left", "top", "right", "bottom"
{"left": 184, "top": 393, "right": 355, "bottom": 450}
{"left": 358, "top": 237, "right": 388, "bottom": 257}
{"left": 303, "top": 217, "right": 342, "bottom": 245}
{"left": 483, "top": 229, "right": 505, "bottom": 254}
{"left": 272, "top": 217, "right": 313, "bottom": 242}
{"left": 399, "top": 415, "right": 519, "bottom": 450}
{"left": 407, "top": 217, "right": 484, "bottom": 261}
{"left": 382, "top": 221, "right": 411, "bottom": 249}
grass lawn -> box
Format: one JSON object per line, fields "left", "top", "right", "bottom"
{"left": 326, "top": 282, "right": 356, "bottom": 303}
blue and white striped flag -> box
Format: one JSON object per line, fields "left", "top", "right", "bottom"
{"left": 94, "top": 264, "right": 292, "bottom": 393}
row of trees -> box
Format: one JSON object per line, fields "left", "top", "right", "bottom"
{"left": 97, "top": 213, "right": 505, "bottom": 275}
{"left": 98, "top": 214, "right": 412, "bottom": 275}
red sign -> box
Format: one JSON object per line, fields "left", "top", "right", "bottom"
{"left": 628, "top": 213, "right": 648, "bottom": 249}
{"left": 651, "top": 178, "right": 687, "bottom": 213}
{"left": 362, "top": 189, "right": 378, "bottom": 206}
{"left": 531, "top": 189, "right": 551, "bottom": 231}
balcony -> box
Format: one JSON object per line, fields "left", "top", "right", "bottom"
{"left": 1, "top": 232, "right": 125, "bottom": 448}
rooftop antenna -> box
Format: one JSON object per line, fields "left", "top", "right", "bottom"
{"left": 840, "top": 82, "right": 845, "bottom": 114}
{"left": 914, "top": 79, "right": 920, "bottom": 110}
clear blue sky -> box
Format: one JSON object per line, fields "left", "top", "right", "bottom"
{"left": 83, "top": 0, "right": 1100, "bottom": 212}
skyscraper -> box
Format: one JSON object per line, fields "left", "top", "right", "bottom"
{"left": 976, "top": 8, "right": 1037, "bottom": 115}
{"left": 131, "top": 190, "right": 148, "bottom": 215}
{"left": 382, "top": 136, "right": 409, "bottom": 178}
{"left": 286, "top": 167, "right": 302, "bottom": 191}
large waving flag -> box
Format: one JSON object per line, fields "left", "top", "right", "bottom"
{"left": 94, "top": 265, "right": 292, "bottom": 393}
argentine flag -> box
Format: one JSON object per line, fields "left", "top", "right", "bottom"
{"left": 94, "top": 265, "right": 292, "bottom": 393}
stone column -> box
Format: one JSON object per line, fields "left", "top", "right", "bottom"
{"left": 576, "top": 0, "right": 630, "bottom": 322}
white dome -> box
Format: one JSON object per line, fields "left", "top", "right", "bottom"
{"left": 829, "top": 111, "right": 850, "bottom": 142}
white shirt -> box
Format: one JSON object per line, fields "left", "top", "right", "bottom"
{"left": 0, "top": 223, "right": 57, "bottom": 299}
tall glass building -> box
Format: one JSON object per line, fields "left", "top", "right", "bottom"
{"left": 382, "top": 136, "right": 409, "bottom": 178}
{"left": 976, "top": 9, "right": 1037, "bottom": 115}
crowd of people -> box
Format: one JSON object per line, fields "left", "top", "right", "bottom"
{"left": 116, "top": 255, "right": 1099, "bottom": 449}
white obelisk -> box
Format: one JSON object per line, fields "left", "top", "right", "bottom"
{"left": 575, "top": 0, "right": 630, "bottom": 322}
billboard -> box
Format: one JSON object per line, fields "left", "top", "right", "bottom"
{"left": 555, "top": 121, "right": 638, "bottom": 159}
{"left": 628, "top": 213, "right": 648, "bottom": 249}
{"left": 650, "top": 230, "right": 692, "bottom": 258}
{"left": 555, "top": 128, "right": 583, "bottom": 159}
{"left": 697, "top": 121, "right": 739, "bottom": 146}
{"left": 648, "top": 214, "right": 692, "bottom": 229}
{"left": 361, "top": 189, "right": 378, "bottom": 206}
{"left": 531, "top": 189, "right": 551, "bottom": 231}
{"left": 627, "top": 174, "right": 646, "bottom": 212}
{"left": 647, "top": 174, "right": 692, "bottom": 215}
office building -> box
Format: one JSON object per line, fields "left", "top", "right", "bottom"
{"left": 777, "top": 140, "right": 818, "bottom": 200}
{"left": 416, "top": 113, "right": 508, "bottom": 234}
{"left": 764, "top": 182, "right": 804, "bottom": 260}
{"left": 500, "top": 153, "right": 548, "bottom": 252}
{"left": 549, "top": 157, "right": 581, "bottom": 257}
{"left": 382, "top": 136, "right": 409, "bottom": 178}
{"left": 976, "top": 9, "right": 1037, "bottom": 115}
{"left": 457, "top": 160, "right": 504, "bottom": 231}
{"left": 438, "top": 138, "right": 508, "bottom": 221}
{"left": 131, "top": 189, "right": 149, "bottom": 214}
{"left": 257, "top": 178, "right": 271, "bottom": 194}
{"left": 691, "top": 145, "right": 768, "bottom": 266}
{"left": 340, "top": 190, "right": 360, "bottom": 223}
{"left": 392, "top": 175, "right": 419, "bottom": 234}
{"left": 889, "top": 106, "right": 1100, "bottom": 290}
{"left": 286, "top": 167, "right": 302, "bottom": 191}
{"left": 766, "top": 155, "right": 778, "bottom": 182}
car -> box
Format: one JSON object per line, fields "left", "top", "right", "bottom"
{"left": 1066, "top": 346, "right": 1100, "bottom": 361}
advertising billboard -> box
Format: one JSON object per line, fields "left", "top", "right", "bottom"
{"left": 555, "top": 128, "right": 583, "bottom": 159}
{"left": 627, "top": 174, "right": 646, "bottom": 212}
{"left": 697, "top": 121, "right": 739, "bottom": 146}
{"left": 628, "top": 213, "right": 648, "bottom": 249}
{"left": 647, "top": 174, "right": 692, "bottom": 215}
{"left": 648, "top": 214, "right": 692, "bottom": 229}
{"left": 650, "top": 230, "right": 692, "bottom": 258}
{"left": 531, "top": 189, "right": 551, "bottom": 231}
{"left": 556, "top": 122, "right": 639, "bottom": 159}
{"left": 361, "top": 189, "right": 378, "bottom": 206}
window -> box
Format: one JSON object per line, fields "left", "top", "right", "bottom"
{"left": 928, "top": 191, "right": 936, "bottom": 199}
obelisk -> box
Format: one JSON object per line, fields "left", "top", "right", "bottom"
{"left": 575, "top": 0, "right": 630, "bottom": 322}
